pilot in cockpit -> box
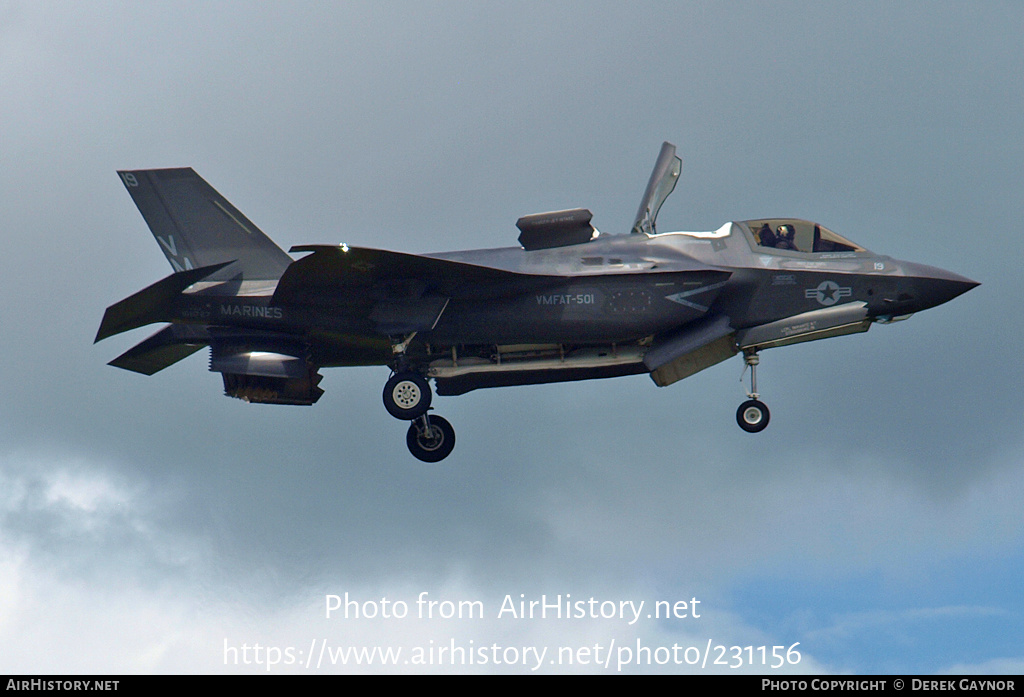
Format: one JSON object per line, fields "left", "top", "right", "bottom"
{"left": 757, "top": 223, "right": 777, "bottom": 248}
{"left": 775, "top": 224, "right": 797, "bottom": 251}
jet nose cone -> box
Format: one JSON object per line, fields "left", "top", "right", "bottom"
{"left": 900, "top": 261, "right": 979, "bottom": 312}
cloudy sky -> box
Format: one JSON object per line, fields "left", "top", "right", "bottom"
{"left": 0, "top": 0, "right": 1020, "bottom": 674}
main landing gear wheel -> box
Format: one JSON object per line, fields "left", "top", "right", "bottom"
{"left": 737, "top": 399, "right": 770, "bottom": 433}
{"left": 383, "top": 372, "right": 431, "bottom": 420}
{"left": 407, "top": 415, "right": 456, "bottom": 463}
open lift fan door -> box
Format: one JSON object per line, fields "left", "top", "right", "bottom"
{"left": 516, "top": 208, "right": 596, "bottom": 251}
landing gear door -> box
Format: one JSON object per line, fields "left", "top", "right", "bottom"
{"left": 631, "top": 141, "right": 682, "bottom": 235}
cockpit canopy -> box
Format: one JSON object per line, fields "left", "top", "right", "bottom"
{"left": 741, "top": 219, "right": 866, "bottom": 254}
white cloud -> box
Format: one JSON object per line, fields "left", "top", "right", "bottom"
{"left": 0, "top": 448, "right": 838, "bottom": 673}
{"left": 4, "top": 440, "right": 1022, "bottom": 673}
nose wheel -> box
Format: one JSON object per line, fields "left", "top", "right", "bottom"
{"left": 737, "top": 351, "right": 770, "bottom": 433}
{"left": 737, "top": 399, "right": 770, "bottom": 432}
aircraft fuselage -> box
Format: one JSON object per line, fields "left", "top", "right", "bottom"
{"left": 171, "top": 220, "right": 974, "bottom": 372}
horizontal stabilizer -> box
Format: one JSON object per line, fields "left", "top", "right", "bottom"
{"left": 95, "top": 262, "right": 232, "bottom": 342}
{"left": 108, "top": 324, "right": 210, "bottom": 375}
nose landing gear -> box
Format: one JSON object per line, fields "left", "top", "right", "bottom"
{"left": 737, "top": 351, "right": 770, "bottom": 433}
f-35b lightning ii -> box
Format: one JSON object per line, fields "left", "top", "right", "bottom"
{"left": 96, "top": 143, "right": 977, "bottom": 462}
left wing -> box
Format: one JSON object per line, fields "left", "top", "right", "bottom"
{"left": 273, "top": 245, "right": 566, "bottom": 305}
{"left": 273, "top": 244, "right": 730, "bottom": 335}
{"left": 273, "top": 245, "right": 572, "bottom": 335}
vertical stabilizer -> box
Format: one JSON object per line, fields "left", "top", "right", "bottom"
{"left": 117, "top": 168, "right": 293, "bottom": 280}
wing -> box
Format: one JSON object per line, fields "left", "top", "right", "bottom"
{"left": 273, "top": 243, "right": 729, "bottom": 336}
{"left": 274, "top": 244, "right": 568, "bottom": 309}
{"left": 275, "top": 243, "right": 722, "bottom": 300}
{"left": 272, "top": 245, "right": 571, "bottom": 335}
{"left": 274, "top": 244, "right": 565, "bottom": 302}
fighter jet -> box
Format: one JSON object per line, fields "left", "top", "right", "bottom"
{"left": 96, "top": 143, "right": 977, "bottom": 462}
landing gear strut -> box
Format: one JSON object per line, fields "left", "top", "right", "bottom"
{"left": 381, "top": 363, "right": 457, "bottom": 462}
{"left": 737, "top": 350, "right": 770, "bottom": 433}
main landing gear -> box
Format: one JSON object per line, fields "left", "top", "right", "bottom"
{"left": 383, "top": 372, "right": 431, "bottom": 419}
{"left": 737, "top": 350, "right": 770, "bottom": 433}
{"left": 406, "top": 414, "right": 455, "bottom": 463}
{"left": 382, "top": 369, "right": 456, "bottom": 462}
